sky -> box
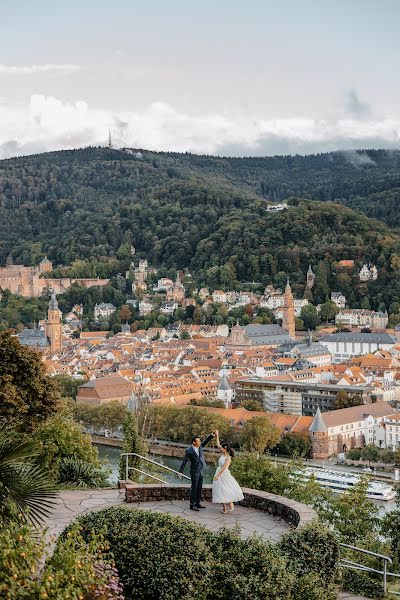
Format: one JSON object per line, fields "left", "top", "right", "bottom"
{"left": 1, "top": 0, "right": 400, "bottom": 158}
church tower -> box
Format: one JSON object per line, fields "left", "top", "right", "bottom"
{"left": 45, "top": 293, "right": 62, "bottom": 353}
{"left": 282, "top": 278, "right": 296, "bottom": 338}
{"left": 309, "top": 407, "right": 329, "bottom": 459}
{"left": 306, "top": 265, "right": 315, "bottom": 289}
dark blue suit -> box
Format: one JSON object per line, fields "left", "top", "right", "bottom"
{"left": 179, "top": 434, "right": 213, "bottom": 507}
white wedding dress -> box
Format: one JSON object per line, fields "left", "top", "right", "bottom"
{"left": 212, "top": 455, "right": 244, "bottom": 504}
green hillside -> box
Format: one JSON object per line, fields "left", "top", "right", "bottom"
{"left": 1, "top": 146, "right": 400, "bottom": 310}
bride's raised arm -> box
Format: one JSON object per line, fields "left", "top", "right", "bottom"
{"left": 214, "top": 429, "right": 222, "bottom": 449}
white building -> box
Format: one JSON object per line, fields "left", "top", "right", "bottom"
{"left": 319, "top": 332, "right": 396, "bottom": 363}
{"left": 317, "top": 402, "right": 396, "bottom": 453}
{"left": 331, "top": 292, "right": 346, "bottom": 309}
{"left": 212, "top": 290, "right": 227, "bottom": 304}
{"left": 261, "top": 295, "right": 308, "bottom": 317}
{"left": 160, "top": 301, "right": 178, "bottom": 315}
{"left": 359, "top": 263, "right": 378, "bottom": 282}
{"left": 266, "top": 203, "right": 288, "bottom": 212}
{"left": 335, "top": 309, "right": 388, "bottom": 329}
{"left": 154, "top": 278, "right": 174, "bottom": 292}
{"left": 138, "top": 299, "right": 153, "bottom": 316}
{"left": 384, "top": 414, "right": 400, "bottom": 450}
{"left": 94, "top": 303, "right": 116, "bottom": 321}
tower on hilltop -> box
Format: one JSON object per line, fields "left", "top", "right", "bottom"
{"left": 282, "top": 278, "right": 295, "bottom": 338}
{"left": 306, "top": 265, "right": 315, "bottom": 289}
{"left": 108, "top": 128, "right": 112, "bottom": 149}
{"left": 45, "top": 293, "right": 62, "bottom": 353}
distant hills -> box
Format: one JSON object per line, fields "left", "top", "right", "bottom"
{"left": 1, "top": 146, "right": 400, "bottom": 310}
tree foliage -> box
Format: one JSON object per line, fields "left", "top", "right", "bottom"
{"left": 240, "top": 416, "right": 281, "bottom": 452}
{"left": 0, "top": 331, "right": 60, "bottom": 430}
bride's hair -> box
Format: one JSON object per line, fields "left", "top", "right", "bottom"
{"left": 221, "top": 442, "right": 234, "bottom": 458}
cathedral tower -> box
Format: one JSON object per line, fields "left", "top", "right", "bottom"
{"left": 282, "top": 278, "right": 296, "bottom": 338}
{"left": 45, "top": 293, "right": 62, "bottom": 353}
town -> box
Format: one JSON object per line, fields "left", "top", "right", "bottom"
{"left": 6, "top": 249, "right": 400, "bottom": 463}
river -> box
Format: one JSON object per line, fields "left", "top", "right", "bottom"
{"left": 96, "top": 444, "right": 396, "bottom": 513}
{"left": 97, "top": 444, "right": 215, "bottom": 484}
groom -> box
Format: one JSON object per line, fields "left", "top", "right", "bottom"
{"left": 178, "top": 430, "right": 216, "bottom": 511}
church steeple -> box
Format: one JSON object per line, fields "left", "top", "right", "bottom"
{"left": 282, "top": 278, "right": 295, "bottom": 339}
{"left": 45, "top": 293, "right": 62, "bottom": 353}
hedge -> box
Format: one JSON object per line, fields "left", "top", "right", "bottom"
{"left": 67, "top": 507, "right": 340, "bottom": 600}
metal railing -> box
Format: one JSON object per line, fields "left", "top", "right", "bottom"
{"left": 339, "top": 543, "right": 400, "bottom": 595}
{"left": 121, "top": 452, "right": 191, "bottom": 485}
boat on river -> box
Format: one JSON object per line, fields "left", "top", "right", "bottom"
{"left": 301, "top": 467, "right": 396, "bottom": 501}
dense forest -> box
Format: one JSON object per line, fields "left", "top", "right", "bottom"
{"left": 2, "top": 147, "right": 400, "bottom": 311}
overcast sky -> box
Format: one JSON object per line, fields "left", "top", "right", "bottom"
{"left": 1, "top": 0, "right": 399, "bottom": 158}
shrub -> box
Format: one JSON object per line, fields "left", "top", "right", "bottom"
{"left": 33, "top": 411, "right": 108, "bottom": 487}
{"left": 342, "top": 571, "right": 383, "bottom": 599}
{"left": 0, "top": 521, "right": 124, "bottom": 599}
{"left": 278, "top": 521, "right": 340, "bottom": 585}
{"left": 71, "top": 506, "right": 341, "bottom": 600}
{"left": 345, "top": 449, "right": 362, "bottom": 461}
{"left": 70, "top": 507, "right": 213, "bottom": 600}
{"left": 58, "top": 456, "right": 108, "bottom": 488}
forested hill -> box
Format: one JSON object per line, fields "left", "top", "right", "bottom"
{"left": 2, "top": 146, "right": 400, "bottom": 309}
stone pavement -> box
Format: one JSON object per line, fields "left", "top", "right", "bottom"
{"left": 44, "top": 488, "right": 289, "bottom": 543}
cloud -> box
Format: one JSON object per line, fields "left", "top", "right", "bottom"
{"left": 0, "top": 94, "right": 399, "bottom": 159}
{"left": 345, "top": 89, "right": 371, "bottom": 119}
{"left": 0, "top": 64, "right": 80, "bottom": 75}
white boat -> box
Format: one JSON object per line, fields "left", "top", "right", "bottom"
{"left": 300, "top": 467, "right": 396, "bottom": 501}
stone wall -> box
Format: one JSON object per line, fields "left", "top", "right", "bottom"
{"left": 125, "top": 483, "right": 316, "bottom": 528}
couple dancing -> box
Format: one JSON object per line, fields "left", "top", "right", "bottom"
{"left": 179, "top": 429, "right": 243, "bottom": 513}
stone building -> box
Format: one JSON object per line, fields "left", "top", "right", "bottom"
{"left": 0, "top": 257, "right": 109, "bottom": 298}
{"left": 76, "top": 375, "right": 132, "bottom": 405}
{"left": 166, "top": 272, "right": 186, "bottom": 303}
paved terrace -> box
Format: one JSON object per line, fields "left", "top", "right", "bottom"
{"left": 44, "top": 488, "right": 289, "bottom": 542}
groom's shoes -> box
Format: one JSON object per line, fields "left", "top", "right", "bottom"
{"left": 190, "top": 506, "right": 200, "bottom": 511}
{"left": 196, "top": 504, "right": 206, "bottom": 509}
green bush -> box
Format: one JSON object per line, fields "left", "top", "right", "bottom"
{"left": 0, "top": 520, "right": 123, "bottom": 599}
{"left": 71, "top": 506, "right": 341, "bottom": 600}
{"left": 342, "top": 571, "right": 383, "bottom": 599}
{"left": 345, "top": 449, "right": 362, "bottom": 461}
{"left": 278, "top": 521, "right": 340, "bottom": 584}
{"left": 57, "top": 456, "right": 108, "bottom": 488}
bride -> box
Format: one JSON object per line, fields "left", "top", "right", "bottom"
{"left": 212, "top": 430, "right": 244, "bottom": 513}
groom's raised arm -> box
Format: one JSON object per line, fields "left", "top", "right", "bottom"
{"left": 200, "top": 432, "right": 214, "bottom": 448}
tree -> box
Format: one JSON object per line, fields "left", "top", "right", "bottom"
{"left": 0, "top": 429, "right": 56, "bottom": 524}
{"left": 240, "top": 416, "right": 280, "bottom": 453}
{"left": 53, "top": 374, "right": 83, "bottom": 400}
{"left": 119, "top": 304, "right": 132, "bottom": 322}
{"left": 0, "top": 331, "right": 60, "bottom": 430}
{"left": 278, "top": 432, "right": 312, "bottom": 457}
{"left": 332, "top": 391, "right": 363, "bottom": 410}
{"left": 98, "top": 401, "right": 126, "bottom": 435}
{"left": 319, "top": 301, "right": 339, "bottom": 323}
{"left": 241, "top": 399, "right": 264, "bottom": 412}
{"left": 180, "top": 329, "right": 190, "bottom": 340}
{"left": 361, "top": 445, "right": 380, "bottom": 465}
{"left": 300, "top": 305, "right": 321, "bottom": 330}
{"left": 118, "top": 409, "right": 149, "bottom": 481}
